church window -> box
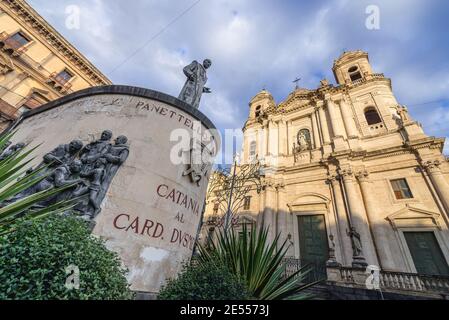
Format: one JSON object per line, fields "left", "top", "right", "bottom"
{"left": 255, "top": 105, "right": 262, "bottom": 117}
{"left": 391, "top": 179, "right": 413, "bottom": 199}
{"left": 55, "top": 69, "right": 74, "bottom": 84}
{"left": 249, "top": 141, "right": 257, "bottom": 158}
{"left": 243, "top": 196, "right": 251, "bottom": 210}
{"left": 348, "top": 65, "right": 362, "bottom": 82}
{"left": 364, "top": 107, "right": 382, "bottom": 125}
{"left": 21, "top": 93, "right": 49, "bottom": 110}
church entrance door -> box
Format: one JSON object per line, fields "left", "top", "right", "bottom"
{"left": 297, "top": 214, "right": 329, "bottom": 281}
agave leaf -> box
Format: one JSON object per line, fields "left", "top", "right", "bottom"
{"left": 197, "top": 224, "right": 317, "bottom": 300}
{"left": 0, "top": 133, "right": 79, "bottom": 231}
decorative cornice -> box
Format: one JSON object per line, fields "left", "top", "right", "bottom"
{"left": 333, "top": 50, "right": 369, "bottom": 70}
{"left": 404, "top": 137, "right": 445, "bottom": 153}
{"left": 1, "top": 0, "right": 111, "bottom": 86}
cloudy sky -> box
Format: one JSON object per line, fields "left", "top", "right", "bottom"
{"left": 28, "top": 0, "right": 449, "bottom": 159}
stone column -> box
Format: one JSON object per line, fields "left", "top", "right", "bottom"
{"left": 263, "top": 182, "right": 276, "bottom": 244}
{"left": 339, "top": 167, "right": 378, "bottom": 267}
{"left": 268, "top": 120, "right": 278, "bottom": 157}
{"left": 318, "top": 106, "right": 331, "bottom": 144}
{"left": 327, "top": 174, "right": 352, "bottom": 266}
{"left": 286, "top": 203, "right": 295, "bottom": 257}
{"left": 258, "top": 126, "right": 268, "bottom": 159}
{"left": 256, "top": 185, "right": 266, "bottom": 232}
{"left": 356, "top": 170, "right": 392, "bottom": 270}
{"left": 276, "top": 183, "right": 288, "bottom": 249}
{"left": 339, "top": 98, "right": 359, "bottom": 138}
{"left": 423, "top": 159, "right": 449, "bottom": 213}
{"left": 326, "top": 99, "right": 345, "bottom": 138}
{"left": 311, "top": 111, "right": 322, "bottom": 149}
{"left": 278, "top": 120, "right": 287, "bottom": 156}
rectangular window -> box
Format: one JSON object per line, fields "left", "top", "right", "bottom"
{"left": 243, "top": 196, "right": 251, "bottom": 210}
{"left": 391, "top": 178, "right": 413, "bottom": 199}
{"left": 7, "top": 32, "right": 30, "bottom": 49}
{"left": 249, "top": 141, "right": 256, "bottom": 156}
{"left": 56, "top": 69, "right": 74, "bottom": 83}
{"left": 22, "top": 95, "right": 45, "bottom": 110}
{"left": 350, "top": 72, "right": 362, "bottom": 82}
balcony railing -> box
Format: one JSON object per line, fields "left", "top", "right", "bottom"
{"left": 380, "top": 270, "right": 449, "bottom": 294}
{"left": 349, "top": 73, "right": 386, "bottom": 87}
{"left": 282, "top": 257, "right": 327, "bottom": 283}
{"left": 47, "top": 72, "right": 73, "bottom": 93}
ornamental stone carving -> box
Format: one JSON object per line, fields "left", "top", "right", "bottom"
{"left": 355, "top": 170, "right": 369, "bottom": 182}
{"left": 421, "top": 159, "right": 442, "bottom": 173}
{"left": 2, "top": 130, "right": 129, "bottom": 221}
{"left": 338, "top": 167, "right": 354, "bottom": 180}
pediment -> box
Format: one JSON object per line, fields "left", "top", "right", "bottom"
{"left": 238, "top": 215, "right": 256, "bottom": 224}
{"left": 386, "top": 205, "right": 441, "bottom": 230}
{"left": 288, "top": 193, "right": 330, "bottom": 212}
{"left": 31, "top": 87, "right": 50, "bottom": 96}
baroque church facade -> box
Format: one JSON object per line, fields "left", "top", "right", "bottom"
{"left": 204, "top": 50, "right": 449, "bottom": 280}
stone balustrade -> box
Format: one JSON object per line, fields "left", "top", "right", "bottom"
{"left": 327, "top": 266, "right": 449, "bottom": 296}
{"left": 349, "top": 73, "right": 386, "bottom": 87}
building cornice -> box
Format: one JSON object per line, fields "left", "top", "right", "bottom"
{"left": 0, "top": 0, "right": 111, "bottom": 86}
{"left": 260, "top": 76, "right": 392, "bottom": 119}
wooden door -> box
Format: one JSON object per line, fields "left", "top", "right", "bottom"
{"left": 404, "top": 232, "right": 449, "bottom": 276}
{"left": 297, "top": 215, "right": 329, "bottom": 280}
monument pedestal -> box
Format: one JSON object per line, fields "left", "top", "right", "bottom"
{"left": 7, "top": 85, "right": 220, "bottom": 294}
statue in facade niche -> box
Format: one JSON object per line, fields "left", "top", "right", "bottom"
{"left": 297, "top": 132, "right": 308, "bottom": 150}
{"left": 295, "top": 129, "right": 311, "bottom": 153}
{"left": 178, "top": 59, "right": 212, "bottom": 109}
{"left": 347, "top": 227, "right": 364, "bottom": 257}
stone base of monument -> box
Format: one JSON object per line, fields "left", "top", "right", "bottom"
{"left": 6, "top": 85, "right": 220, "bottom": 295}
{"left": 134, "top": 291, "right": 158, "bottom": 300}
